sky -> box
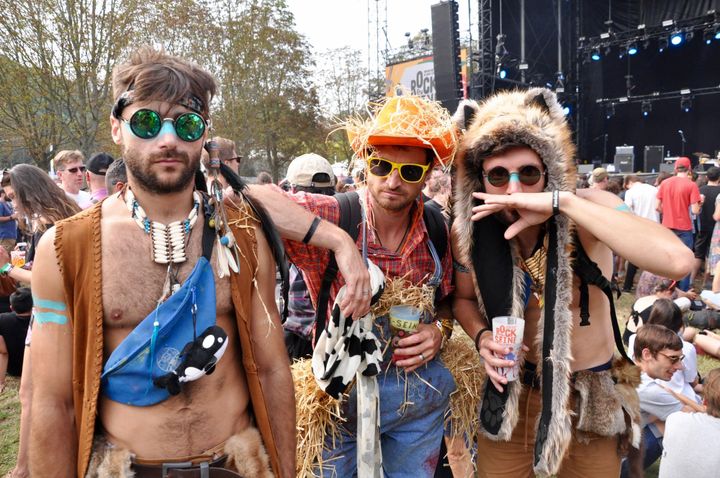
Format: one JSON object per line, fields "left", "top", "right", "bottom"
{"left": 286, "top": 0, "right": 473, "bottom": 69}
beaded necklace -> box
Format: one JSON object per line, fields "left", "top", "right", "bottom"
{"left": 125, "top": 187, "right": 201, "bottom": 265}
{"left": 519, "top": 235, "right": 548, "bottom": 308}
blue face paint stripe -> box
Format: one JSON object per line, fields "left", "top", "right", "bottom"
{"left": 34, "top": 311, "right": 68, "bottom": 325}
{"left": 32, "top": 297, "right": 67, "bottom": 312}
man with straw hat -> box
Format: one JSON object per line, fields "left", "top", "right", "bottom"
{"left": 451, "top": 88, "right": 694, "bottom": 477}
{"left": 280, "top": 94, "right": 458, "bottom": 476}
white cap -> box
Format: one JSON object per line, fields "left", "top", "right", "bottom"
{"left": 286, "top": 153, "right": 335, "bottom": 187}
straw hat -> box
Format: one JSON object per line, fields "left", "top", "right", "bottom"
{"left": 346, "top": 95, "right": 458, "bottom": 166}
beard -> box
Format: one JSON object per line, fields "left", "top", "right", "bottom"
{"left": 123, "top": 146, "right": 199, "bottom": 194}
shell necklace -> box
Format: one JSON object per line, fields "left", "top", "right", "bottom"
{"left": 125, "top": 187, "right": 201, "bottom": 264}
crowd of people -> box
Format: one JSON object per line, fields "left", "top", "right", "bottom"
{"left": 0, "top": 46, "right": 717, "bottom": 478}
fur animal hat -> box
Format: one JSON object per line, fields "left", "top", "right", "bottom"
{"left": 345, "top": 95, "right": 458, "bottom": 166}
{"left": 453, "top": 88, "right": 577, "bottom": 477}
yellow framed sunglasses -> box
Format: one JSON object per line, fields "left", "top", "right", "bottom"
{"left": 367, "top": 156, "right": 431, "bottom": 183}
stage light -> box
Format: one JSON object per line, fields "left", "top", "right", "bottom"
{"left": 670, "top": 31, "right": 684, "bottom": 46}
{"left": 562, "top": 105, "right": 571, "bottom": 116}
{"left": 715, "top": 25, "right": 720, "bottom": 40}
{"left": 627, "top": 43, "right": 638, "bottom": 55}
{"left": 681, "top": 97, "right": 692, "bottom": 112}
{"left": 499, "top": 69, "right": 507, "bottom": 79}
{"left": 606, "top": 103, "right": 615, "bottom": 119}
{"left": 658, "top": 38, "right": 668, "bottom": 52}
{"left": 604, "top": 45, "right": 612, "bottom": 55}
{"left": 704, "top": 29, "right": 714, "bottom": 44}
{"left": 641, "top": 101, "right": 652, "bottom": 117}
{"left": 591, "top": 48, "right": 601, "bottom": 61}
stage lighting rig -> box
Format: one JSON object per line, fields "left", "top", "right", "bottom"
{"left": 627, "top": 42, "right": 638, "bottom": 55}
{"left": 658, "top": 37, "right": 669, "bottom": 52}
{"left": 704, "top": 28, "right": 714, "bottom": 44}
{"left": 591, "top": 48, "right": 601, "bottom": 61}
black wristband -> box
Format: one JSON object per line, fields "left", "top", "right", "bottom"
{"left": 302, "top": 216, "right": 322, "bottom": 244}
{"left": 552, "top": 189, "right": 560, "bottom": 215}
{"left": 474, "top": 327, "right": 492, "bottom": 351}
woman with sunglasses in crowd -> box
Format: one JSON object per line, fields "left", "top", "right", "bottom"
{"left": 0, "top": 163, "right": 80, "bottom": 478}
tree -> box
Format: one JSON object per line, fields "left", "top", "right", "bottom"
{"left": 210, "top": 0, "right": 323, "bottom": 181}
{"left": 0, "top": 0, "right": 144, "bottom": 166}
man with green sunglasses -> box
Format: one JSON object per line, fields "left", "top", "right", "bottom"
{"left": 27, "top": 46, "right": 371, "bottom": 478}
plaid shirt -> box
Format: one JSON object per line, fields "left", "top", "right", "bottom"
{"left": 283, "top": 188, "right": 453, "bottom": 323}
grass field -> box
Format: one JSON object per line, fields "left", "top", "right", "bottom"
{"left": 1, "top": 293, "right": 718, "bottom": 476}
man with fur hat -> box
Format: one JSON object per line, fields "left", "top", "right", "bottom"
{"left": 274, "top": 94, "right": 457, "bottom": 476}
{"left": 451, "top": 88, "right": 694, "bottom": 477}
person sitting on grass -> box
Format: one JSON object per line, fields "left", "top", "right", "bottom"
{"left": 659, "top": 367, "right": 720, "bottom": 478}
{"left": 628, "top": 298, "right": 701, "bottom": 404}
{"left": 620, "top": 324, "right": 688, "bottom": 477}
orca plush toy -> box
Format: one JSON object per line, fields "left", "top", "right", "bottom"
{"left": 154, "top": 325, "right": 229, "bottom": 395}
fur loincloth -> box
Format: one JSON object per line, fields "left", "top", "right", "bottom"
{"left": 85, "top": 427, "right": 273, "bottom": 478}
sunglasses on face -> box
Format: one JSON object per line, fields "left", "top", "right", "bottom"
{"left": 482, "top": 164, "right": 546, "bottom": 187}
{"left": 62, "top": 166, "right": 86, "bottom": 174}
{"left": 367, "top": 157, "right": 430, "bottom": 184}
{"left": 657, "top": 351, "right": 685, "bottom": 364}
{"left": 121, "top": 109, "right": 207, "bottom": 142}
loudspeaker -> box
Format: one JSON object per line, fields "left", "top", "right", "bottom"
{"left": 577, "top": 164, "right": 593, "bottom": 174}
{"left": 431, "top": 1, "right": 461, "bottom": 112}
{"left": 644, "top": 145, "right": 664, "bottom": 173}
{"left": 660, "top": 163, "right": 675, "bottom": 174}
{"left": 614, "top": 154, "right": 634, "bottom": 173}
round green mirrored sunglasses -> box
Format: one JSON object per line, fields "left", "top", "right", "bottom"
{"left": 121, "top": 109, "right": 207, "bottom": 142}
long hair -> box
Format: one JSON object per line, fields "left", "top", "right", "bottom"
{"left": 9, "top": 164, "right": 81, "bottom": 232}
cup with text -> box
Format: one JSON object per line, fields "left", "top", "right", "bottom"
{"left": 492, "top": 316, "right": 525, "bottom": 381}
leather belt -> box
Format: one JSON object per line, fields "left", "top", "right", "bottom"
{"left": 131, "top": 455, "right": 242, "bottom": 478}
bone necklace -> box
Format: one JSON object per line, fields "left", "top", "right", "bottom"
{"left": 125, "top": 188, "right": 201, "bottom": 264}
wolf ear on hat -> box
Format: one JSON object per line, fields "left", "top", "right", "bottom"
{"left": 452, "top": 99, "right": 480, "bottom": 132}
{"left": 528, "top": 93, "right": 550, "bottom": 113}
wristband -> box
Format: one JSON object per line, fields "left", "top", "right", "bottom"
{"left": 474, "top": 327, "right": 492, "bottom": 351}
{"left": 302, "top": 216, "right": 322, "bottom": 244}
{"left": 0, "top": 263, "right": 12, "bottom": 276}
{"left": 552, "top": 190, "right": 560, "bottom": 216}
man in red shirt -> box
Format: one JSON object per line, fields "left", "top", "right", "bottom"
{"left": 656, "top": 156, "right": 701, "bottom": 290}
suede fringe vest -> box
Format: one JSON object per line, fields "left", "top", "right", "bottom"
{"left": 55, "top": 202, "right": 281, "bottom": 478}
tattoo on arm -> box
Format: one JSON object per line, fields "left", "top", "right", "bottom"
{"left": 32, "top": 295, "right": 68, "bottom": 326}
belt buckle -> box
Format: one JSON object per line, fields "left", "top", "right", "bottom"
{"left": 161, "top": 461, "right": 193, "bottom": 478}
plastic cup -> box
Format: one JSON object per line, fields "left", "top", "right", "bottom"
{"left": 492, "top": 316, "right": 525, "bottom": 381}
{"left": 389, "top": 305, "right": 422, "bottom": 362}
{"left": 10, "top": 250, "right": 25, "bottom": 268}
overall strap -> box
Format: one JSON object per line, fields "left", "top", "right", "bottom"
{"left": 313, "top": 191, "right": 361, "bottom": 345}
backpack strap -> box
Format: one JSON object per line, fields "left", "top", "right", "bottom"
{"left": 423, "top": 199, "right": 449, "bottom": 303}
{"left": 572, "top": 236, "right": 633, "bottom": 363}
{"left": 422, "top": 199, "right": 448, "bottom": 261}
{"left": 313, "top": 191, "right": 361, "bottom": 346}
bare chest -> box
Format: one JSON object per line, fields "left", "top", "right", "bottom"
{"left": 100, "top": 219, "right": 232, "bottom": 332}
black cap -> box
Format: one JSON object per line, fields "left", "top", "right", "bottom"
{"left": 86, "top": 152, "right": 115, "bottom": 175}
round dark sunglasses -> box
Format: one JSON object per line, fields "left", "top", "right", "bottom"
{"left": 483, "top": 165, "right": 546, "bottom": 187}
{"left": 121, "top": 109, "right": 207, "bottom": 142}
{"left": 368, "top": 157, "right": 430, "bottom": 184}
